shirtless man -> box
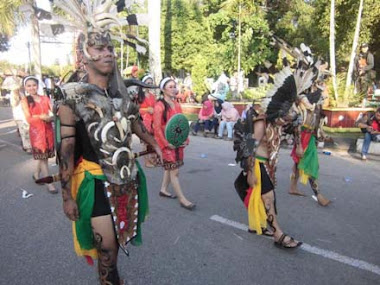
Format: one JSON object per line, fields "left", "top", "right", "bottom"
{"left": 289, "top": 85, "right": 331, "bottom": 206}
{"left": 234, "top": 69, "right": 303, "bottom": 248}
{"left": 247, "top": 113, "right": 302, "bottom": 248}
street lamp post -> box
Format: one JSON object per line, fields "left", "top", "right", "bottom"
{"left": 30, "top": 0, "right": 42, "bottom": 78}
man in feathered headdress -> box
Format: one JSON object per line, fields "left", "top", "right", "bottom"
{"left": 233, "top": 66, "right": 303, "bottom": 249}
{"left": 289, "top": 80, "right": 331, "bottom": 206}
{"left": 50, "top": 1, "right": 161, "bottom": 284}
{"left": 277, "top": 44, "right": 331, "bottom": 206}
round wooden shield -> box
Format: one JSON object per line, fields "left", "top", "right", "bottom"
{"left": 165, "top": 114, "right": 189, "bottom": 147}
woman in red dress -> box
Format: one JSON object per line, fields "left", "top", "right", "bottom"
{"left": 139, "top": 75, "right": 157, "bottom": 167}
{"left": 153, "top": 78, "right": 195, "bottom": 210}
{"left": 21, "top": 76, "right": 56, "bottom": 193}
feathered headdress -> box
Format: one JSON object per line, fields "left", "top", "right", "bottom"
{"left": 261, "top": 66, "right": 297, "bottom": 122}
{"left": 48, "top": 0, "right": 146, "bottom": 59}
{"left": 261, "top": 43, "right": 321, "bottom": 122}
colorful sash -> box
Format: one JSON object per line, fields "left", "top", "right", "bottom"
{"left": 71, "top": 159, "right": 106, "bottom": 259}
{"left": 70, "top": 159, "right": 149, "bottom": 260}
{"left": 245, "top": 157, "right": 268, "bottom": 235}
{"left": 298, "top": 132, "right": 319, "bottom": 184}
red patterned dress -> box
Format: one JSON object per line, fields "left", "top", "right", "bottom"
{"left": 153, "top": 100, "right": 188, "bottom": 170}
{"left": 22, "top": 96, "right": 54, "bottom": 160}
{"left": 139, "top": 92, "right": 156, "bottom": 134}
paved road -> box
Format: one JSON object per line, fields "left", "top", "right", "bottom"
{"left": 0, "top": 106, "right": 379, "bottom": 285}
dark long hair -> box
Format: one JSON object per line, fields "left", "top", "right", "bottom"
{"left": 157, "top": 98, "right": 171, "bottom": 123}
{"left": 158, "top": 78, "right": 175, "bottom": 122}
{"left": 137, "top": 86, "right": 145, "bottom": 104}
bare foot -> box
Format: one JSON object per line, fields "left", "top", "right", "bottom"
{"left": 289, "top": 175, "right": 306, "bottom": 196}
{"left": 288, "top": 189, "right": 307, "bottom": 196}
{"left": 317, "top": 193, "right": 331, "bottom": 206}
{"left": 145, "top": 162, "right": 155, "bottom": 168}
{"left": 47, "top": 183, "right": 58, "bottom": 194}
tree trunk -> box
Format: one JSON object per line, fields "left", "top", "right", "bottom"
{"left": 148, "top": 0, "right": 162, "bottom": 85}
{"left": 329, "top": 0, "right": 338, "bottom": 103}
{"left": 345, "top": 0, "right": 364, "bottom": 99}
{"left": 30, "top": 0, "right": 41, "bottom": 78}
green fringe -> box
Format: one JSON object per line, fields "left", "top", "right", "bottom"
{"left": 131, "top": 161, "right": 149, "bottom": 246}
{"left": 76, "top": 171, "right": 107, "bottom": 250}
{"left": 298, "top": 135, "right": 319, "bottom": 180}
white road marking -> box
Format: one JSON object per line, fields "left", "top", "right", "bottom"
{"left": 5, "top": 129, "right": 17, "bottom": 134}
{"left": 233, "top": 233, "right": 244, "bottom": 240}
{"left": 210, "top": 215, "right": 380, "bottom": 276}
{"left": 0, "top": 138, "right": 22, "bottom": 150}
{"left": 0, "top": 129, "right": 17, "bottom": 136}
{"left": 0, "top": 119, "right": 13, "bottom": 123}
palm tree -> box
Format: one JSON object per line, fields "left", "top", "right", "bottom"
{"left": 329, "top": 0, "right": 338, "bottom": 103}
{"left": 148, "top": 0, "right": 162, "bottom": 84}
{"left": 0, "top": 0, "right": 41, "bottom": 77}
{"left": 0, "top": 0, "right": 25, "bottom": 36}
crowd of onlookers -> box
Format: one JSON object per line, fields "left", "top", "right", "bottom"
{"left": 191, "top": 95, "right": 242, "bottom": 141}
{"left": 2, "top": 67, "right": 379, "bottom": 168}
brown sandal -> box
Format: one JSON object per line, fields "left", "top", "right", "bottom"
{"left": 274, "top": 233, "right": 302, "bottom": 249}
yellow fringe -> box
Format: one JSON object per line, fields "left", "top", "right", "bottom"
{"left": 71, "top": 159, "right": 105, "bottom": 259}
{"left": 299, "top": 169, "right": 310, "bottom": 185}
{"left": 72, "top": 223, "right": 98, "bottom": 259}
{"left": 247, "top": 159, "right": 268, "bottom": 235}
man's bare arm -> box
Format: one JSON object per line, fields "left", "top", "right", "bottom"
{"left": 253, "top": 119, "right": 265, "bottom": 142}
{"left": 58, "top": 104, "right": 79, "bottom": 221}
{"left": 247, "top": 119, "right": 265, "bottom": 187}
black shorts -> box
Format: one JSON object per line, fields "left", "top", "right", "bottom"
{"left": 91, "top": 179, "right": 111, "bottom": 217}
{"left": 260, "top": 162, "right": 274, "bottom": 194}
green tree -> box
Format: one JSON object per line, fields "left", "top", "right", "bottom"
{"left": 0, "top": 0, "right": 25, "bottom": 36}
{"left": 161, "top": 0, "right": 271, "bottom": 94}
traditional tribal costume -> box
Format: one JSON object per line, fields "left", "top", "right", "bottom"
{"left": 233, "top": 50, "right": 318, "bottom": 247}
{"left": 45, "top": 1, "right": 157, "bottom": 283}
{"left": 287, "top": 43, "right": 331, "bottom": 206}
{"left": 233, "top": 66, "right": 299, "bottom": 236}
{"left": 290, "top": 87, "right": 331, "bottom": 206}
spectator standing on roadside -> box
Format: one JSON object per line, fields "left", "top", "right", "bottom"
{"left": 356, "top": 108, "right": 380, "bottom": 160}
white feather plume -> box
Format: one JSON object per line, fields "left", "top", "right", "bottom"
{"left": 294, "top": 68, "right": 314, "bottom": 95}
{"left": 261, "top": 66, "right": 293, "bottom": 113}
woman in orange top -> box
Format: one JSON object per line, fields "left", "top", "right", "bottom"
{"left": 138, "top": 75, "right": 157, "bottom": 167}
{"left": 153, "top": 78, "right": 195, "bottom": 210}
{"left": 21, "top": 76, "right": 56, "bottom": 193}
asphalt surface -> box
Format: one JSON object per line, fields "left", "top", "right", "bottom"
{"left": 0, "top": 106, "right": 379, "bottom": 285}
